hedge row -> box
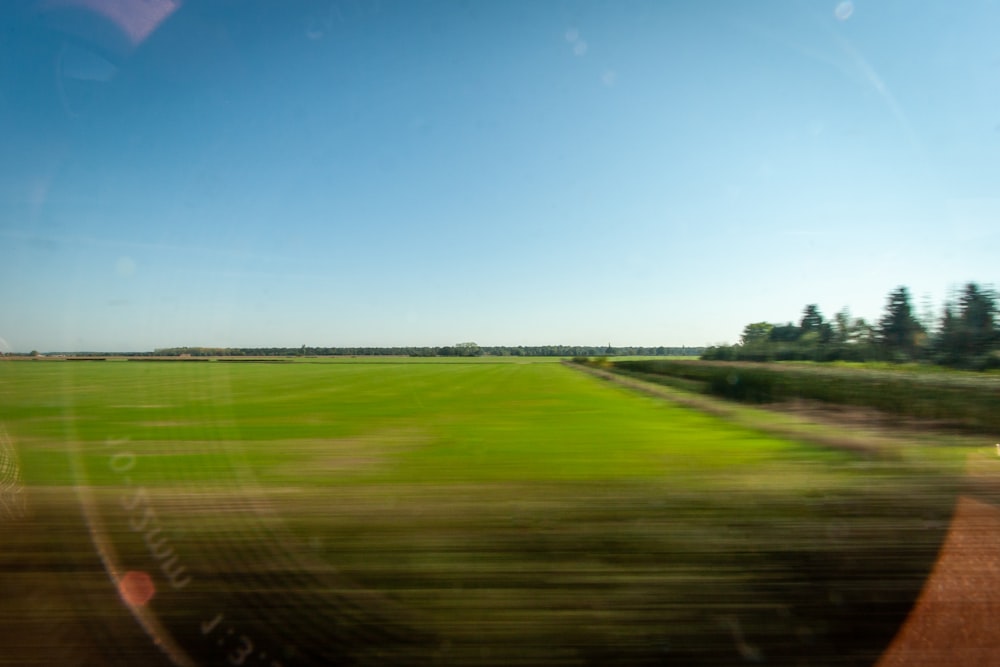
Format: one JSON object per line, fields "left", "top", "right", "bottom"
{"left": 606, "top": 359, "right": 1000, "bottom": 432}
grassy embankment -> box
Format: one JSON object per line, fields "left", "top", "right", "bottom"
{"left": 0, "top": 358, "right": 967, "bottom": 666}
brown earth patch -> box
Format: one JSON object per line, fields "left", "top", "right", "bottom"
{"left": 877, "top": 496, "right": 1000, "bottom": 666}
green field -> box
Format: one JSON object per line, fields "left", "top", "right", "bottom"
{"left": 0, "top": 358, "right": 968, "bottom": 666}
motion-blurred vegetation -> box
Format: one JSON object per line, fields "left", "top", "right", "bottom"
{"left": 1, "top": 358, "right": 965, "bottom": 665}
{"left": 703, "top": 283, "right": 1000, "bottom": 370}
{"left": 597, "top": 357, "right": 1000, "bottom": 433}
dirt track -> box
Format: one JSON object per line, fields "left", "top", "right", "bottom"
{"left": 878, "top": 497, "right": 1000, "bottom": 666}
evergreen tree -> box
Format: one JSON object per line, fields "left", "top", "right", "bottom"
{"left": 799, "top": 304, "right": 824, "bottom": 335}
{"left": 958, "top": 283, "right": 997, "bottom": 351}
{"left": 935, "top": 283, "right": 998, "bottom": 366}
{"left": 877, "top": 286, "right": 925, "bottom": 360}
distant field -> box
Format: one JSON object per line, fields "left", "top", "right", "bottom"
{"left": 0, "top": 358, "right": 964, "bottom": 666}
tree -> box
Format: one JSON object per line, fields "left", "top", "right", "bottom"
{"left": 935, "top": 303, "right": 961, "bottom": 363}
{"left": 958, "top": 283, "right": 997, "bottom": 351}
{"left": 877, "top": 286, "right": 925, "bottom": 359}
{"left": 800, "top": 304, "right": 824, "bottom": 335}
{"left": 935, "top": 283, "right": 998, "bottom": 366}
{"left": 740, "top": 322, "right": 773, "bottom": 346}
{"left": 850, "top": 317, "right": 875, "bottom": 345}
{"left": 799, "top": 303, "right": 833, "bottom": 345}
{"left": 455, "top": 342, "right": 481, "bottom": 357}
{"left": 832, "top": 308, "right": 851, "bottom": 344}
{"left": 768, "top": 322, "right": 801, "bottom": 343}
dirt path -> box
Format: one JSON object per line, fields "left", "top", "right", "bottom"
{"left": 877, "top": 496, "right": 1000, "bottom": 666}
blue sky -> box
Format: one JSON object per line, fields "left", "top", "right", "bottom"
{"left": 1, "top": 0, "right": 998, "bottom": 352}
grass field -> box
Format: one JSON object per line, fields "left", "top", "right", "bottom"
{"left": 0, "top": 358, "right": 967, "bottom": 666}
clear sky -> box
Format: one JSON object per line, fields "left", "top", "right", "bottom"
{"left": 1, "top": 0, "right": 997, "bottom": 352}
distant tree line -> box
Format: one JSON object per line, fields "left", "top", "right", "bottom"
{"left": 144, "top": 344, "right": 703, "bottom": 358}
{"left": 9, "top": 344, "right": 704, "bottom": 359}
{"left": 703, "top": 283, "right": 1000, "bottom": 370}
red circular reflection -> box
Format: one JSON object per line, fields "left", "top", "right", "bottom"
{"left": 119, "top": 570, "right": 156, "bottom": 606}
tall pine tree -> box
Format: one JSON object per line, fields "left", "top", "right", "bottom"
{"left": 877, "top": 286, "right": 925, "bottom": 360}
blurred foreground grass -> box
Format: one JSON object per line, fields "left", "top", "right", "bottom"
{"left": 0, "top": 359, "right": 970, "bottom": 665}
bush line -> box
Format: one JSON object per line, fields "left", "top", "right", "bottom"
{"left": 590, "top": 359, "right": 1000, "bottom": 433}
